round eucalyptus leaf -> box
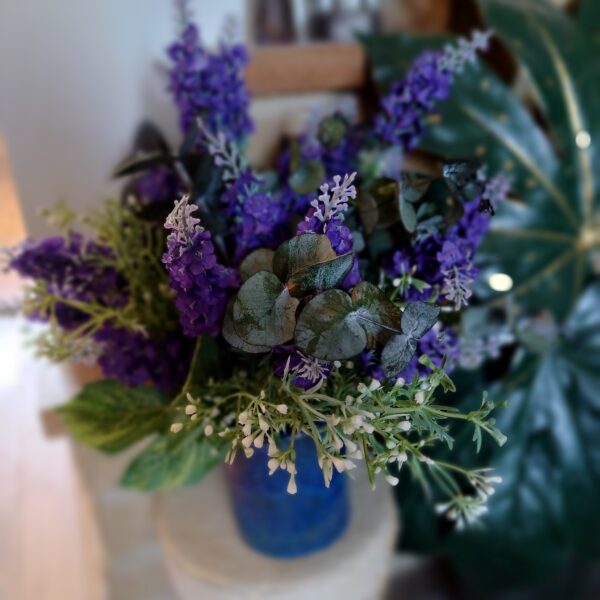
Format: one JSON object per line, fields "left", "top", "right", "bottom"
{"left": 289, "top": 159, "right": 326, "bottom": 195}
{"left": 222, "top": 299, "right": 271, "bottom": 353}
{"left": 401, "top": 302, "right": 440, "bottom": 339}
{"left": 381, "top": 334, "right": 418, "bottom": 378}
{"left": 239, "top": 249, "right": 275, "bottom": 282}
{"left": 232, "top": 271, "right": 299, "bottom": 347}
{"left": 295, "top": 290, "right": 367, "bottom": 360}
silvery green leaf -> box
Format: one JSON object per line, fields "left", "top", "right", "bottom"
{"left": 399, "top": 196, "right": 417, "bottom": 232}
{"left": 239, "top": 248, "right": 275, "bottom": 281}
{"left": 295, "top": 290, "right": 368, "bottom": 360}
{"left": 232, "top": 271, "right": 299, "bottom": 347}
{"left": 399, "top": 172, "right": 432, "bottom": 203}
{"left": 222, "top": 299, "right": 270, "bottom": 353}
{"left": 401, "top": 302, "right": 440, "bottom": 339}
{"left": 351, "top": 281, "right": 402, "bottom": 343}
{"left": 273, "top": 234, "right": 353, "bottom": 297}
{"left": 381, "top": 334, "right": 418, "bottom": 378}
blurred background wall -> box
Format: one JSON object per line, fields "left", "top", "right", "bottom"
{"left": 0, "top": 0, "right": 243, "bottom": 237}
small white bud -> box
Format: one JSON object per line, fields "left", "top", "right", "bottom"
{"left": 258, "top": 416, "right": 269, "bottom": 432}
{"left": 275, "top": 404, "right": 288, "bottom": 414}
{"left": 185, "top": 404, "right": 197, "bottom": 416}
{"left": 386, "top": 475, "right": 400, "bottom": 486}
{"left": 345, "top": 361, "right": 354, "bottom": 369}
{"left": 394, "top": 377, "right": 405, "bottom": 387}
{"left": 242, "top": 435, "right": 254, "bottom": 448}
{"left": 204, "top": 425, "right": 214, "bottom": 436}
{"left": 397, "top": 451, "right": 408, "bottom": 463}
{"left": 334, "top": 360, "right": 342, "bottom": 368}
{"left": 243, "top": 447, "right": 254, "bottom": 458}
{"left": 238, "top": 411, "right": 249, "bottom": 424}
{"left": 415, "top": 391, "right": 425, "bottom": 405}
{"left": 392, "top": 277, "right": 402, "bottom": 287}
{"left": 398, "top": 420, "right": 411, "bottom": 432}
{"left": 253, "top": 433, "right": 265, "bottom": 449}
{"left": 170, "top": 423, "right": 183, "bottom": 434}
{"left": 242, "top": 422, "right": 252, "bottom": 436}
{"left": 267, "top": 458, "right": 279, "bottom": 475}
{"left": 369, "top": 379, "right": 382, "bottom": 391}
{"left": 287, "top": 474, "right": 297, "bottom": 495}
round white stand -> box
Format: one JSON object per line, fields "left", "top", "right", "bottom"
{"left": 156, "top": 466, "right": 398, "bottom": 600}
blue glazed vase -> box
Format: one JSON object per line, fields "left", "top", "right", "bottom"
{"left": 225, "top": 434, "right": 350, "bottom": 558}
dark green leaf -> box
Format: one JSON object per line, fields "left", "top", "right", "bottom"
{"left": 59, "top": 380, "right": 168, "bottom": 453}
{"left": 381, "top": 334, "right": 418, "bottom": 378}
{"left": 232, "top": 271, "right": 299, "bottom": 347}
{"left": 399, "top": 172, "right": 432, "bottom": 203}
{"left": 121, "top": 431, "right": 225, "bottom": 491}
{"left": 113, "top": 152, "right": 173, "bottom": 178}
{"left": 239, "top": 249, "right": 275, "bottom": 281}
{"left": 318, "top": 113, "right": 349, "bottom": 149}
{"left": 289, "top": 159, "right": 326, "bottom": 195}
{"left": 351, "top": 281, "right": 402, "bottom": 343}
{"left": 401, "top": 302, "right": 440, "bottom": 339}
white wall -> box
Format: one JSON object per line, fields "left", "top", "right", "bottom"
{"left": 0, "top": 0, "right": 243, "bottom": 237}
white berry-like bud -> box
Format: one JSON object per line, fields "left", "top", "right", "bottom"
{"left": 170, "top": 423, "right": 183, "bottom": 434}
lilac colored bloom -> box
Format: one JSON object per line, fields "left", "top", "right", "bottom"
{"left": 94, "top": 325, "right": 193, "bottom": 392}
{"left": 375, "top": 31, "right": 491, "bottom": 152}
{"left": 167, "top": 23, "right": 252, "bottom": 143}
{"left": 273, "top": 346, "right": 332, "bottom": 390}
{"left": 163, "top": 196, "right": 238, "bottom": 336}
{"left": 221, "top": 170, "right": 289, "bottom": 262}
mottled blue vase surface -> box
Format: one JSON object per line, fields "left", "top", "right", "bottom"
{"left": 225, "top": 434, "right": 350, "bottom": 558}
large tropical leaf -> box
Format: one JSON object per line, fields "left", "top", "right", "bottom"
{"left": 363, "top": 0, "right": 600, "bottom": 584}
{"left": 362, "top": 0, "right": 600, "bottom": 322}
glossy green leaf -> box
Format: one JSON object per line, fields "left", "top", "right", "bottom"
{"left": 289, "top": 158, "right": 326, "bottom": 195}
{"left": 443, "top": 283, "right": 600, "bottom": 582}
{"left": 59, "top": 380, "right": 169, "bottom": 453}
{"left": 232, "top": 271, "right": 299, "bottom": 347}
{"left": 121, "top": 431, "right": 225, "bottom": 491}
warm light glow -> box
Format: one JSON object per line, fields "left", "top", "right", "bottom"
{"left": 575, "top": 130, "right": 591, "bottom": 149}
{"left": 488, "top": 272, "right": 513, "bottom": 292}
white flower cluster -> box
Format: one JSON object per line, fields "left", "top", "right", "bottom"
{"left": 164, "top": 195, "right": 202, "bottom": 246}
{"left": 440, "top": 29, "right": 493, "bottom": 74}
{"left": 435, "top": 471, "right": 502, "bottom": 530}
{"left": 309, "top": 172, "right": 357, "bottom": 223}
{"left": 170, "top": 391, "right": 229, "bottom": 437}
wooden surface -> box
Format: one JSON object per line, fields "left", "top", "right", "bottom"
{"left": 246, "top": 43, "right": 368, "bottom": 96}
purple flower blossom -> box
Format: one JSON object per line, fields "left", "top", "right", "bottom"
{"left": 167, "top": 23, "right": 253, "bottom": 143}
{"left": 94, "top": 325, "right": 193, "bottom": 392}
{"left": 162, "top": 196, "right": 238, "bottom": 336}
{"left": 221, "top": 170, "right": 289, "bottom": 262}
{"left": 8, "top": 234, "right": 126, "bottom": 330}
{"left": 273, "top": 346, "right": 332, "bottom": 390}
{"left": 375, "top": 31, "right": 491, "bottom": 152}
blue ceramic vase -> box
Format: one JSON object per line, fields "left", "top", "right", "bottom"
{"left": 225, "top": 434, "right": 350, "bottom": 558}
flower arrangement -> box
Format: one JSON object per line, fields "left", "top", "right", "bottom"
{"left": 5, "top": 11, "right": 507, "bottom": 526}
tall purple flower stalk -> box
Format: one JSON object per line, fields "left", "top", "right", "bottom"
{"left": 167, "top": 23, "right": 253, "bottom": 143}
{"left": 388, "top": 172, "right": 510, "bottom": 308}
{"left": 297, "top": 172, "right": 361, "bottom": 288}
{"left": 374, "top": 30, "right": 491, "bottom": 152}
{"left": 162, "top": 196, "right": 238, "bottom": 337}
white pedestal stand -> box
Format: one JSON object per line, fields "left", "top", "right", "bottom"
{"left": 156, "top": 466, "right": 398, "bottom": 600}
